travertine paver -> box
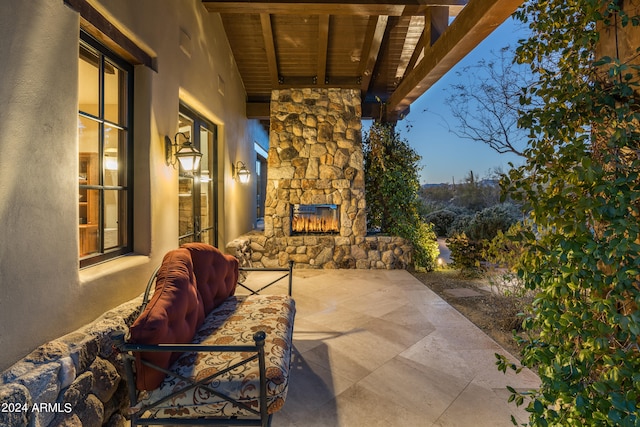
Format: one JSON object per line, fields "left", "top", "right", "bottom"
{"left": 241, "top": 269, "right": 540, "bottom": 427}
{"left": 443, "top": 287, "right": 484, "bottom": 298}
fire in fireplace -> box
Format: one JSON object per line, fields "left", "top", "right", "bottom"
{"left": 291, "top": 204, "right": 339, "bottom": 234}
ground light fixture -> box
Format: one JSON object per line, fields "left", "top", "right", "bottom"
{"left": 232, "top": 161, "right": 251, "bottom": 183}
{"left": 166, "top": 132, "right": 202, "bottom": 174}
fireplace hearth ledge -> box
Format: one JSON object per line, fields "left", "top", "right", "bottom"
{"left": 226, "top": 231, "right": 413, "bottom": 270}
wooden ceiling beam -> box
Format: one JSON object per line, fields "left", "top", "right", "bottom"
{"left": 358, "top": 15, "right": 389, "bottom": 92}
{"left": 386, "top": 0, "right": 522, "bottom": 118}
{"left": 405, "top": 27, "right": 426, "bottom": 75}
{"left": 398, "top": 4, "right": 448, "bottom": 84}
{"left": 247, "top": 102, "right": 271, "bottom": 119}
{"left": 428, "top": 6, "right": 449, "bottom": 45}
{"left": 203, "top": 1, "right": 468, "bottom": 16}
{"left": 317, "top": 15, "right": 330, "bottom": 85}
{"left": 260, "top": 13, "right": 280, "bottom": 86}
{"left": 362, "top": 102, "right": 409, "bottom": 120}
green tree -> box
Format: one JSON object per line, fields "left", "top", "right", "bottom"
{"left": 364, "top": 121, "right": 438, "bottom": 270}
{"left": 497, "top": 2, "right": 640, "bottom": 426}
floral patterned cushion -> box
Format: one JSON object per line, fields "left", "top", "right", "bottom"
{"left": 133, "top": 294, "right": 296, "bottom": 419}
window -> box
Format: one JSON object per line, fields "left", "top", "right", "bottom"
{"left": 255, "top": 143, "right": 268, "bottom": 220}
{"left": 178, "top": 104, "right": 218, "bottom": 247}
{"left": 78, "top": 31, "right": 133, "bottom": 267}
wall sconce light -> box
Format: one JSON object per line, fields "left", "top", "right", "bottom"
{"left": 165, "top": 132, "right": 202, "bottom": 174}
{"left": 232, "top": 161, "right": 251, "bottom": 184}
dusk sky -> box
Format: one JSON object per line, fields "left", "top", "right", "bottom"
{"left": 388, "top": 16, "right": 531, "bottom": 184}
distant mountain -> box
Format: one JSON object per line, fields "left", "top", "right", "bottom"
{"left": 422, "top": 179, "right": 499, "bottom": 189}
{"left": 422, "top": 183, "right": 450, "bottom": 188}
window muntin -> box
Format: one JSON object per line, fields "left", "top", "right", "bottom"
{"left": 78, "top": 32, "right": 133, "bottom": 267}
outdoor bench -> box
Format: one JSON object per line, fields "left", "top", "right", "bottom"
{"left": 112, "top": 243, "right": 295, "bottom": 427}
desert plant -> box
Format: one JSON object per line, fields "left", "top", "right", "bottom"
{"left": 484, "top": 222, "right": 533, "bottom": 301}
{"left": 447, "top": 213, "right": 474, "bottom": 237}
{"left": 451, "top": 170, "right": 503, "bottom": 212}
{"left": 424, "top": 209, "right": 458, "bottom": 237}
{"left": 447, "top": 232, "right": 485, "bottom": 276}
{"left": 466, "top": 202, "right": 522, "bottom": 241}
{"left": 446, "top": 202, "right": 521, "bottom": 241}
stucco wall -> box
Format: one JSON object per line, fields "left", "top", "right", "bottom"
{"left": 0, "top": 0, "right": 256, "bottom": 371}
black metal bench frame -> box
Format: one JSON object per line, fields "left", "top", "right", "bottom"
{"left": 238, "top": 261, "right": 294, "bottom": 296}
{"left": 113, "top": 261, "right": 294, "bottom": 427}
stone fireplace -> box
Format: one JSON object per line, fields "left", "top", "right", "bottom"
{"left": 264, "top": 88, "right": 367, "bottom": 240}
{"left": 227, "top": 88, "right": 413, "bottom": 269}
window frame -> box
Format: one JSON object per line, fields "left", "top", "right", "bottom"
{"left": 78, "top": 30, "right": 134, "bottom": 268}
{"left": 177, "top": 103, "right": 219, "bottom": 248}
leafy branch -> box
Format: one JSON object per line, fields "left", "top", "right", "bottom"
{"left": 501, "top": 1, "right": 640, "bottom": 426}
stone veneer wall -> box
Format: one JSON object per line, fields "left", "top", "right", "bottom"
{"left": 265, "top": 88, "right": 367, "bottom": 240}
{"left": 0, "top": 297, "right": 142, "bottom": 427}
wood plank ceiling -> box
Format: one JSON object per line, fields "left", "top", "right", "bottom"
{"left": 202, "top": 0, "right": 523, "bottom": 122}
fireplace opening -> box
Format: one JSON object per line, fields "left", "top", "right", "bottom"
{"left": 291, "top": 204, "right": 339, "bottom": 234}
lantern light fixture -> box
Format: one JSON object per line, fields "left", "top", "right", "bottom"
{"left": 232, "top": 161, "right": 251, "bottom": 184}
{"left": 166, "top": 132, "right": 202, "bottom": 174}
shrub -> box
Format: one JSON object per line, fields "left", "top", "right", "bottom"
{"left": 424, "top": 209, "right": 458, "bottom": 237}
{"left": 447, "top": 213, "right": 474, "bottom": 237}
{"left": 446, "top": 232, "right": 485, "bottom": 276}
{"left": 483, "top": 221, "right": 528, "bottom": 270}
{"left": 466, "top": 202, "right": 521, "bottom": 241}
{"left": 412, "top": 220, "right": 440, "bottom": 271}
{"left": 364, "top": 121, "right": 439, "bottom": 270}
{"left": 484, "top": 222, "right": 533, "bottom": 304}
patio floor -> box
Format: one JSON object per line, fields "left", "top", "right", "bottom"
{"left": 243, "top": 268, "right": 540, "bottom": 427}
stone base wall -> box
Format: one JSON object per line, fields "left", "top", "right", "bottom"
{"left": 228, "top": 231, "right": 413, "bottom": 270}
{"left": 0, "top": 297, "right": 142, "bottom": 427}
